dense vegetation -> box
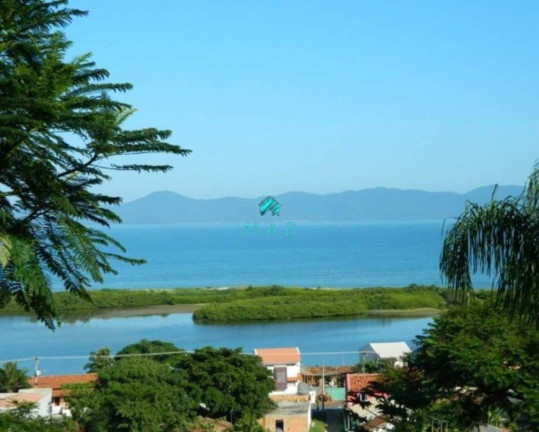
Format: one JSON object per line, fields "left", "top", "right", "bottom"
{"left": 193, "top": 285, "right": 448, "bottom": 322}
{"left": 0, "top": 284, "right": 450, "bottom": 322}
{"left": 69, "top": 341, "right": 275, "bottom": 432}
{"left": 0, "top": 0, "right": 190, "bottom": 328}
{"left": 0, "top": 404, "right": 74, "bottom": 432}
{"left": 441, "top": 162, "right": 539, "bottom": 325}
{"left": 366, "top": 301, "right": 539, "bottom": 431}
{"left": 0, "top": 362, "right": 30, "bottom": 392}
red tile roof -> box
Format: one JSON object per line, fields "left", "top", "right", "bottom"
{"left": 28, "top": 373, "right": 98, "bottom": 397}
{"left": 254, "top": 347, "right": 300, "bottom": 365}
{"left": 363, "top": 416, "right": 389, "bottom": 431}
{"left": 346, "top": 373, "right": 380, "bottom": 393}
{"left": 0, "top": 392, "right": 45, "bottom": 408}
{"left": 303, "top": 366, "right": 353, "bottom": 376}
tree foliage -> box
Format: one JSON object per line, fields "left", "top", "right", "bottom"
{"left": 0, "top": 361, "right": 30, "bottom": 392}
{"left": 74, "top": 342, "right": 276, "bottom": 431}
{"left": 225, "top": 415, "right": 267, "bottom": 432}
{"left": 368, "top": 302, "right": 539, "bottom": 431}
{"left": 440, "top": 162, "right": 539, "bottom": 325}
{"left": 175, "top": 347, "right": 275, "bottom": 423}
{"left": 0, "top": 403, "right": 73, "bottom": 431}
{"left": 115, "top": 338, "right": 184, "bottom": 364}
{"left": 0, "top": 0, "right": 190, "bottom": 327}
{"left": 84, "top": 346, "right": 113, "bottom": 373}
{"left": 71, "top": 356, "right": 196, "bottom": 432}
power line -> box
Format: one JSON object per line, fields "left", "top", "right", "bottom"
{"left": 0, "top": 350, "right": 363, "bottom": 365}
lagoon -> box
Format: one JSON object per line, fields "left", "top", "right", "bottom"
{"left": 1, "top": 313, "right": 433, "bottom": 374}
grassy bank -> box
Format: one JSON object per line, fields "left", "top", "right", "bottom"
{"left": 192, "top": 285, "right": 448, "bottom": 322}
{"left": 0, "top": 286, "right": 290, "bottom": 317}
{"left": 0, "top": 285, "right": 450, "bottom": 322}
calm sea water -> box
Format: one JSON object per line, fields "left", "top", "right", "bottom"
{"left": 78, "top": 221, "right": 490, "bottom": 290}
{"left": 1, "top": 313, "right": 433, "bottom": 374}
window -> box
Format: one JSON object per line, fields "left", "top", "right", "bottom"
{"left": 274, "top": 367, "right": 287, "bottom": 391}
{"left": 360, "top": 392, "right": 368, "bottom": 402}
{"left": 275, "top": 420, "right": 284, "bottom": 432}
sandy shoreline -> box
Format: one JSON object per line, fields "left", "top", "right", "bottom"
{"left": 71, "top": 304, "right": 204, "bottom": 319}
{"left": 367, "top": 308, "right": 440, "bottom": 317}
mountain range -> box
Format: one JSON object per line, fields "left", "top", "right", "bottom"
{"left": 114, "top": 185, "right": 523, "bottom": 224}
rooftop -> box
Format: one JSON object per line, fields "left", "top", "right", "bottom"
{"left": 0, "top": 388, "right": 51, "bottom": 409}
{"left": 269, "top": 401, "right": 311, "bottom": 416}
{"left": 28, "top": 373, "right": 98, "bottom": 397}
{"left": 359, "top": 342, "right": 411, "bottom": 359}
{"left": 346, "top": 373, "right": 381, "bottom": 393}
{"left": 363, "top": 415, "right": 390, "bottom": 431}
{"left": 254, "top": 347, "right": 300, "bottom": 365}
{"left": 302, "top": 365, "right": 353, "bottom": 376}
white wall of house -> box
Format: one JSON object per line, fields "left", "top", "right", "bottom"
{"left": 20, "top": 388, "right": 52, "bottom": 417}
{"left": 0, "top": 388, "right": 52, "bottom": 418}
{"left": 266, "top": 362, "right": 301, "bottom": 395}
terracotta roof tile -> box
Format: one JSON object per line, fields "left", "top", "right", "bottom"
{"left": 303, "top": 366, "right": 353, "bottom": 376}
{"left": 254, "top": 347, "right": 300, "bottom": 365}
{"left": 28, "top": 373, "right": 98, "bottom": 397}
{"left": 0, "top": 392, "right": 44, "bottom": 408}
{"left": 346, "top": 373, "right": 380, "bottom": 393}
{"left": 364, "top": 416, "right": 389, "bottom": 430}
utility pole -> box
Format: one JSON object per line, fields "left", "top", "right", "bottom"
{"left": 34, "top": 357, "right": 39, "bottom": 385}
{"left": 361, "top": 352, "right": 365, "bottom": 373}
{"left": 322, "top": 361, "right": 325, "bottom": 411}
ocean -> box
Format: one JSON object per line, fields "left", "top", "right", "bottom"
{"left": 81, "top": 221, "right": 491, "bottom": 290}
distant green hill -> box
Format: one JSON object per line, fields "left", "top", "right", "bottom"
{"left": 115, "top": 185, "right": 522, "bottom": 224}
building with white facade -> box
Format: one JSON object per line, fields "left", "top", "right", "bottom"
{"left": 254, "top": 347, "right": 302, "bottom": 395}
{"left": 0, "top": 388, "right": 52, "bottom": 418}
{"left": 358, "top": 341, "right": 411, "bottom": 367}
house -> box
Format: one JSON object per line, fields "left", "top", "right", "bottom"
{"left": 0, "top": 388, "right": 52, "bottom": 418}
{"left": 258, "top": 401, "right": 311, "bottom": 432}
{"left": 254, "top": 347, "right": 302, "bottom": 395}
{"left": 27, "top": 373, "right": 98, "bottom": 415}
{"left": 255, "top": 347, "right": 313, "bottom": 431}
{"left": 358, "top": 342, "right": 411, "bottom": 367}
{"left": 362, "top": 415, "right": 393, "bottom": 432}
{"left": 345, "top": 373, "right": 381, "bottom": 407}
{"left": 301, "top": 365, "right": 353, "bottom": 387}
{"left": 344, "top": 373, "right": 391, "bottom": 432}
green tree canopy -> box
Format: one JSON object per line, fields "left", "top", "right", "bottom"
{"left": 0, "top": 404, "right": 73, "bottom": 431}
{"left": 115, "top": 339, "right": 184, "bottom": 364}
{"left": 71, "top": 356, "right": 196, "bottom": 432}
{"left": 0, "top": 0, "right": 190, "bottom": 327}
{"left": 440, "top": 162, "right": 539, "bottom": 325}
{"left": 369, "top": 302, "right": 539, "bottom": 431}
{"left": 175, "top": 347, "right": 275, "bottom": 423}
{"left": 0, "top": 361, "right": 30, "bottom": 392}
{"left": 84, "top": 346, "right": 113, "bottom": 373}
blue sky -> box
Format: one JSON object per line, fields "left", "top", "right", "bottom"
{"left": 67, "top": 0, "right": 539, "bottom": 201}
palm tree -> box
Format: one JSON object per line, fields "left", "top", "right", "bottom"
{"left": 0, "top": 362, "right": 30, "bottom": 392}
{"left": 84, "top": 347, "right": 114, "bottom": 373}
{"left": 440, "top": 161, "right": 539, "bottom": 325}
